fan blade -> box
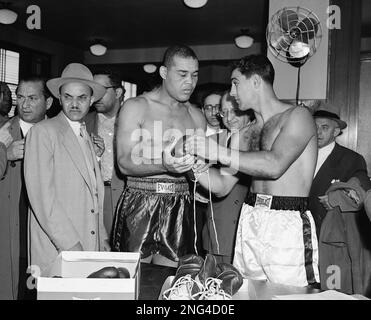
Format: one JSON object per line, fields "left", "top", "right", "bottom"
{"left": 278, "top": 9, "right": 299, "bottom": 32}
{"left": 297, "top": 17, "right": 319, "bottom": 42}
{"left": 270, "top": 34, "right": 293, "bottom": 52}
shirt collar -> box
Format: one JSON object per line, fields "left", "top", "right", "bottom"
{"left": 19, "top": 119, "right": 37, "bottom": 136}
{"left": 63, "top": 113, "right": 82, "bottom": 137}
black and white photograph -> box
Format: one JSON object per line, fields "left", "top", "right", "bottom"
{"left": 0, "top": 0, "right": 371, "bottom": 304}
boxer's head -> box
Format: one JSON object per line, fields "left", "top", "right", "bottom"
{"left": 160, "top": 45, "right": 199, "bottom": 103}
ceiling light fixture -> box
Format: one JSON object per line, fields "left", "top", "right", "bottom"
{"left": 143, "top": 64, "right": 157, "bottom": 74}
{"left": 234, "top": 29, "right": 254, "bottom": 49}
{"left": 0, "top": 2, "right": 17, "bottom": 24}
{"left": 184, "top": 0, "right": 208, "bottom": 9}
{"left": 89, "top": 42, "right": 107, "bottom": 56}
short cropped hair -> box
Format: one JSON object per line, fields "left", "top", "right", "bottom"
{"left": 162, "top": 45, "right": 198, "bottom": 68}
{"left": 94, "top": 70, "right": 124, "bottom": 90}
{"left": 233, "top": 55, "right": 275, "bottom": 85}
{"left": 16, "top": 76, "right": 51, "bottom": 99}
{"left": 201, "top": 89, "right": 224, "bottom": 107}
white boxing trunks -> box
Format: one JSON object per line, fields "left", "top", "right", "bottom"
{"left": 233, "top": 193, "right": 319, "bottom": 287}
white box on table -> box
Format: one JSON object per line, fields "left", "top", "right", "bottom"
{"left": 36, "top": 251, "right": 140, "bottom": 300}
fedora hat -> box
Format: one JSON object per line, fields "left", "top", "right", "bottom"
{"left": 47, "top": 63, "right": 106, "bottom": 100}
{"left": 313, "top": 109, "right": 347, "bottom": 130}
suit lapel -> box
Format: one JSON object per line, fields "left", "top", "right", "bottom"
{"left": 57, "top": 113, "right": 94, "bottom": 197}
{"left": 313, "top": 143, "right": 342, "bottom": 187}
{"left": 9, "top": 116, "right": 22, "bottom": 141}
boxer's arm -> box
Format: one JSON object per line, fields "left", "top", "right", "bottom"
{"left": 220, "top": 107, "right": 316, "bottom": 179}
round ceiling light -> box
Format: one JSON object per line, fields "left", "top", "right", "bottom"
{"left": 90, "top": 43, "right": 107, "bottom": 56}
{"left": 0, "top": 8, "right": 17, "bottom": 24}
{"left": 184, "top": 0, "right": 208, "bottom": 9}
{"left": 234, "top": 34, "right": 254, "bottom": 49}
{"left": 143, "top": 64, "right": 157, "bottom": 74}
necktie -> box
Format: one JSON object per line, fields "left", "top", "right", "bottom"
{"left": 80, "top": 123, "right": 95, "bottom": 168}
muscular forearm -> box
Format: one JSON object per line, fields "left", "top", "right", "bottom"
{"left": 196, "top": 167, "right": 238, "bottom": 197}
{"left": 219, "top": 146, "right": 282, "bottom": 179}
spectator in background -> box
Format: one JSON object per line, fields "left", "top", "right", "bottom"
{"left": 0, "top": 76, "right": 52, "bottom": 300}
{"left": 202, "top": 90, "right": 224, "bottom": 137}
{"left": 309, "top": 107, "right": 370, "bottom": 237}
{"left": 0, "top": 82, "right": 12, "bottom": 127}
{"left": 85, "top": 71, "right": 126, "bottom": 237}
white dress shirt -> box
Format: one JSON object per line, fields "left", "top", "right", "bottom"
{"left": 314, "top": 141, "right": 335, "bottom": 177}
{"left": 19, "top": 119, "right": 35, "bottom": 137}
{"left": 206, "top": 125, "right": 223, "bottom": 137}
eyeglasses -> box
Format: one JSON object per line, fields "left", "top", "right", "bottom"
{"left": 203, "top": 104, "right": 221, "bottom": 112}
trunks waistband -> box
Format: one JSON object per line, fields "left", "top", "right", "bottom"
{"left": 245, "top": 192, "right": 309, "bottom": 212}
{"left": 126, "top": 176, "right": 189, "bottom": 194}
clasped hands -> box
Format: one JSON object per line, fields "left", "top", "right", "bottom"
{"left": 162, "top": 129, "right": 220, "bottom": 175}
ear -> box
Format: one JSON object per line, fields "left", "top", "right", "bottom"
{"left": 90, "top": 96, "right": 95, "bottom": 106}
{"left": 46, "top": 97, "right": 53, "bottom": 110}
{"left": 115, "top": 87, "right": 124, "bottom": 100}
{"left": 334, "top": 127, "right": 341, "bottom": 138}
{"left": 252, "top": 75, "right": 262, "bottom": 89}
{"left": 159, "top": 66, "right": 168, "bottom": 80}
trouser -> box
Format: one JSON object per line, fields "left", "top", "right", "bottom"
{"left": 233, "top": 193, "right": 320, "bottom": 287}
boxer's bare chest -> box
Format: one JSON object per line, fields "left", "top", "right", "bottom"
{"left": 260, "top": 114, "right": 283, "bottom": 151}
{"left": 139, "top": 102, "right": 198, "bottom": 143}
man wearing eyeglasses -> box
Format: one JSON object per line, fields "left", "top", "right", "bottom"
{"left": 84, "top": 71, "right": 125, "bottom": 237}
{"left": 201, "top": 91, "right": 224, "bottom": 137}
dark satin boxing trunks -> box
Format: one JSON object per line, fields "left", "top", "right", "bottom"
{"left": 111, "top": 176, "right": 195, "bottom": 261}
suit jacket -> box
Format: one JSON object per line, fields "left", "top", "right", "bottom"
{"left": 84, "top": 112, "right": 125, "bottom": 223}
{"left": 0, "top": 116, "right": 23, "bottom": 299}
{"left": 24, "top": 112, "right": 108, "bottom": 274}
{"left": 309, "top": 143, "right": 369, "bottom": 236}
{"left": 319, "top": 180, "right": 371, "bottom": 295}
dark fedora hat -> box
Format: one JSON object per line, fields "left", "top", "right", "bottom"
{"left": 313, "top": 110, "right": 347, "bottom": 130}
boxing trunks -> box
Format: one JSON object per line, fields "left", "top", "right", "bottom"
{"left": 233, "top": 192, "right": 320, "bottom": 287}
{"left": 112, "top": 177, "right": 195, "bottom": 261}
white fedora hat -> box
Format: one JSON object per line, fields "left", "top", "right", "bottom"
{"left": 47, "top": 63, "right": 106, "bottom": 100}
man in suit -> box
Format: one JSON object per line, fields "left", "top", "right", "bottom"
{"left": 309, "top": 108, "right": 369, "bottom": 237}
{"left": 24, "top": 63, "right": 110, "bottom": 276}
{"left": 84, "top": 71, "right": 125, "bottom": 237}
{"left": 202, "top": 92, "right": 251, "bottom": 264}
{"left": 0, "top": 77, "right": 53, "bottom": 299}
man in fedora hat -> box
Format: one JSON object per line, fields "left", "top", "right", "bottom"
{"left": 24, "top": 63, "right": 110, "bottom": 275}
{"left": 309, "top": 107, "right": 369, "bottom": 235}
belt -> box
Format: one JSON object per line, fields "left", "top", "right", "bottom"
{"left": 126, "top": 177, "right": 189, "bottom": 194}
{"left": 245, "top": 192, "right": 309, "bottom": 212}
{"left": 104, "top": 181, "right": 111, "bottom": 186}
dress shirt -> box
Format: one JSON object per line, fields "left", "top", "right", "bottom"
{"left": 206, "top": 125, "right": 223, "bottom": 137}
{"left": 97, "top": 113, "right": 115, "bottom": 182}
{"left": 19, "top": 119, "right": 35, "bottom": 137}
{"left": 314, "top": 141, "right": 336, "bottom": 177}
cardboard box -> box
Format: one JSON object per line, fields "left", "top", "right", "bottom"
{"left": 37, "top": 251, "right": 140, "bottom": 300}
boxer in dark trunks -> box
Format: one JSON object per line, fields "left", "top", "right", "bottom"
{"left": 112, "top": 45, "right": 206, "bottom": 267}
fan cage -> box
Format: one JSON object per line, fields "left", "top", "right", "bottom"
{"left": 266, "top": 6, "right": 322, "bottom": 65}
